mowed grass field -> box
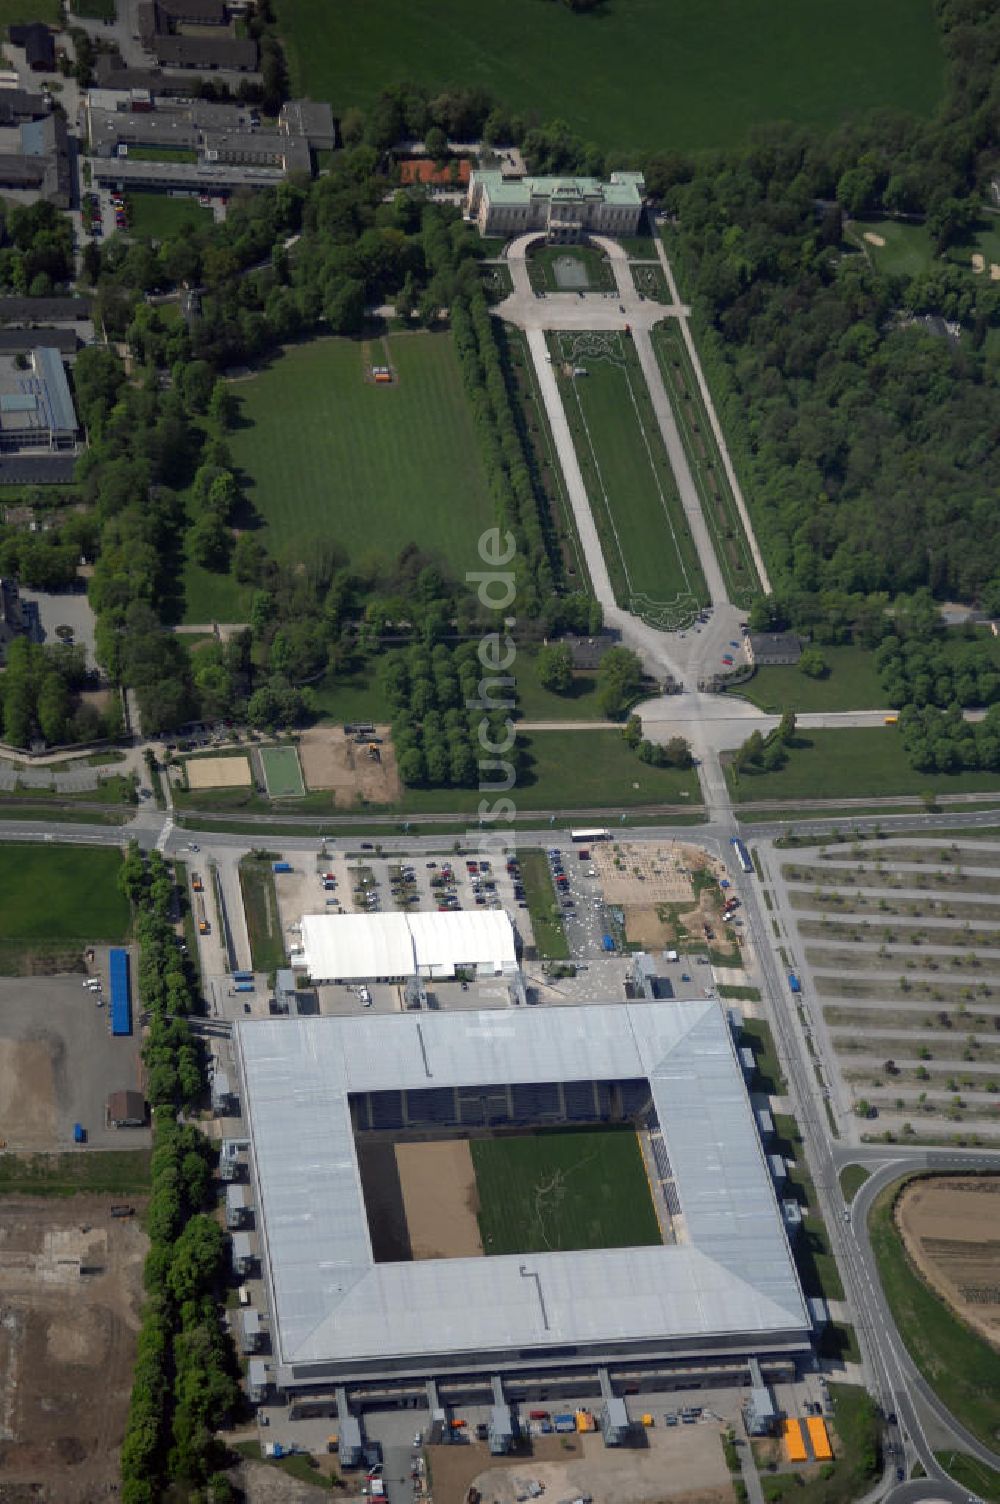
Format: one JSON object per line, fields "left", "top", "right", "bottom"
{"left": 471, "top": 1126, "right": 662, "bottom": 1255}
{"left": 0, "top": 845, "right": 130, "bottom": 972}
{"left": 554, "top": 330, "right": 708, "bottom": 630}
{"left": 125, "top": 192, "right": 213, "bottom": 241}
{"left": 726, "top": 727, "right": 1000, "bottom": 803}
{"left": 222, "top": 333, "right": 494, "bottom": 591}
{"left": 276, "top": 0, "right": 943, "bottom": 154}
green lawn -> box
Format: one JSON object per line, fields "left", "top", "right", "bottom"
{"left": 471, "top": 1126, "right": 662, "bottom": 1255}
{"left": 850, "top": 216, "right": 936, "bottom": 278}
{"left": 397, "top": 728, "right": 701, "bottom": 813}
{"left": 651, "top": 323, "right": 759, "bottom": 609}
{"left": 726, "top": 727, "right": 1000, "bottom": 803}
{"left": 869, "top": 1174, "right": 1000, "bottom": 1450}
{"left": 222, "top": 333, "right": 494, "bottom": 592}
{"left": 852, "top": 214, "right": 1000, "bottom": 286}
{"left": 0, "top": 1150, "right": 150, "bottom": 1196}
{"left": 71, "top": 0, "right": 115, "bottom": 15}
{"left": 554, "top": 329, "right": 708, "bottom": 629}
{"left": 740, "top": 1018, "right": 786, "bottom": 1094}
{"left": 0, "top": 844, "right": 129, "bottom": 972}
{"left": 124, "top": 192, "right": 213, "bottom": 242}
{"left": 238, "top": 857, "right": 286, "bottom": 971}
{"left": 307, "top": 668, "right": 394, "bottom": 725}
{"left": 514, "top": 653, "right": 600, "bottom": 721}
{"left": 527, "top": 244, "right": 614, "bottom": 293}
{"left": 276, "top": 0, "right": 942, "bottom": 154}
{"left": 736, "top": 645, "right": 887, "bottom": 713}
{"left": 518, "top": 849, "right": 569, "bottom": 960}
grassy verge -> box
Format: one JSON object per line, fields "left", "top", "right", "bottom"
{"left": 772, "top": 1113, "right": 844, "bottom": 1302}
{"left": 838, "top": 1164, "right": 871, "bottom": 1202}
{"left": 0, "top": 800, "right": 127, "bottom": 825}
{"left": 868, "top": 1173, "right": 1000, "bottom": 1450}
{"left": 233, "top": 1440, "right": 333, "bottom": 1489}
{"left": 740, "top": 1018, "right": 786, "bottom": 1093}
{"left": 238, "top": 857, "right": 286, "bottom": 972}
{"left": 935, "top": 1452, "right": 1000, "bottom": 1502}
{"left": 0, "top": 1150, "right": 151, "bottom": 1196}
{"left": 519, "top": 850, "right": 569, "bottom": 960}
{"left": 717, "top": 983, "right": 761, "bottom": 1001}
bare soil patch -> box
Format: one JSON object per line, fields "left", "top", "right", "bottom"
{"left": 186, "top": 753, "right": 253, "bottom": 789}
{"left": 897, "top": 1176, "right": 1000, "bottom": 1349}
{"left": 297, "top": 725, "right": 401, "bottom": 806}
{"left": 625, "top": 903, "right": 674, "bottom": 948}
{"left": 0, "top": 1195, "right": 148, "bottom": 1501}
{"left": 428, "top": 1424, "right": 731, "bottom": 1504}
{"left": 396, "top": 1139, "right": 483, "bottom": 1259}
{"left": 0, "top": 1039, "right": 57, "bottom": 1150}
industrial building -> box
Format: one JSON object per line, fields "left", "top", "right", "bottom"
{"left": 293, "top": 909, "right": 518, "bottom": 983}
{"left": 107, "top": 1089, "right": 146, "bottom": 1127}
{"left": 233, "top": 1000, "right": 811, "bottom": 1396}
{"left": 0, "top": 110, "right": 71, "bottom": 206}
{"left": 467, "top": 170, "right": 645, "bottom": 240}
{"left": 0, "top": 348, "right": 79, "bottom": 453}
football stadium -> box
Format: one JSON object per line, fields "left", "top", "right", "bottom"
{"left": 233, "top": 999, "right": 812, "bottom": 1397}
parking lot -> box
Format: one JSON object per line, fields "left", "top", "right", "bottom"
{"left": 0, "top": 962, "right": 148, "bottom": 1151}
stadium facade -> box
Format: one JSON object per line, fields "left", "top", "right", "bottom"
{"left": 233, "top": 1000, "right": 812, "bottom": 1395}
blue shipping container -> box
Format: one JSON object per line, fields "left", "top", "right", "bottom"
{"left": 272, "top": 862, "right": 292, "bottom": 873}
{"left": 788, "top": 972, "right": 801, "bottom": 994}
{"left": 602, "top": 934, "right": 616, "bottom": 952}
{"left": 233, "top": 971, "right": 254, "bottom": 983}
{"left": 73, "top": 1122, "right": 86, "bottom": 1143}
{"left": 554, "top": 1414, "right": 576, "bottom": 1432}
{"left": 109, "top": 947, "right": 132, "bottom": 1037}
{"left": 234, "top": 982, "right": 254, "bottom": 994}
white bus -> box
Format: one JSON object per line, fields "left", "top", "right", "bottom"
{"left": 570, "top": 828, "right": 610, "bottom": 843}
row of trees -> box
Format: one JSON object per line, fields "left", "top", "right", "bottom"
{"left": 118, "top": 846, "right": 239, "bottom": 1504}
{"left": 452, "top": 289, "right": 560, "bottom": 613}
{"left": 900, "top": 703, "right": 1000, "bottom": 774}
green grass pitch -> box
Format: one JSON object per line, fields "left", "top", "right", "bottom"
{"left": 470, "top": 1125, "right": 662, "bottom": 1255}
{"left": 555, "top": 330, "right": 708, "bottom": 630}
{"left": 223, "top": 333, "right": 495, "bottom": 587}
{"left": 260, "top": 745, "right": 305, "bottom": 798}
{"left": 0, "top": 844, "right": 130, "bottom": 971}
{"left": 276, "top": 0, "right": 943, "bottom": 155}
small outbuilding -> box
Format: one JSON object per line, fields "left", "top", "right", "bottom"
{"left": 747, "top": 631, "right": 802, "bottom": 668}
{"left": 107, "top": 1089, "right": 146, "bottom": 1127}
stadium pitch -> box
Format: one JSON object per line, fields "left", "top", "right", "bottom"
{"left": 260, "top": 744, "right": 305, "bottom": 798}
{"left": 470, "top": 1125, "right": 662, "bottom": 1256}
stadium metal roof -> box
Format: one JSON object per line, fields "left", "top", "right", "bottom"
{"left": 296, "top": 909, "right": 517, "bottom": 981}
{"left": 235, "top": 1002, "right": 810, "bottom": 1377}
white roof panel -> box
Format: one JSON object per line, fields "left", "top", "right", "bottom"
{"left": 298, "top": 909, "right": 517, "bottom": 981}
{"left": 235, "top": 1001, "right": 810, "bottom": 1373}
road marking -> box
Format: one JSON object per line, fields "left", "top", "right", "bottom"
{"left": 156, "top": 816, "right": 174, "bottom": 854}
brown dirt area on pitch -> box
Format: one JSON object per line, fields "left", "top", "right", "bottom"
{"left": 0, "top": 1039, "right": 58, "bottom": 1150}
{"left": 0, "top": 1195, "right": 148, "bottom": 1502}
{"left": 428, "top": 1423, "right": 732, "bottom": 1504}
{"left": 297, "top": 725, "right": 401, "bottom": 806}
{"left": 396, "top": 1139, "right": 483, "bottom": 1259}
{"left": 896, "top": 1175, "right": 1000, "bottom": 1349}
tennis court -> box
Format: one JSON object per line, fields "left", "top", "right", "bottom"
{"left": 260, "top": 745, "right": 305, "bottom": 798}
